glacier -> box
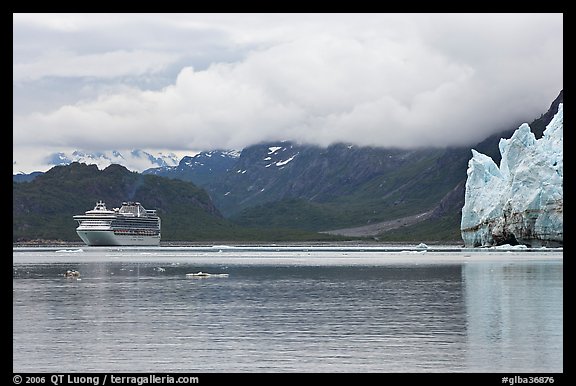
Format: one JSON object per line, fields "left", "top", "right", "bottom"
{"left": 461, "top": 103, "right": 563, "bottom": 247}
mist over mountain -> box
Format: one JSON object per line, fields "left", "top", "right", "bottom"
{"left": 143, "top": 90, "right": 563, "bottom": 241}
{"left": 14, "top": 91, "right": 563, "bottom": 243}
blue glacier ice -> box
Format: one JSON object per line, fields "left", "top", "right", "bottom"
{"left": 461, "top": 104, "right": 563, "bottom": 247}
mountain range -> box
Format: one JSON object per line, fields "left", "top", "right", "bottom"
{"left": 145, "top": 143, "right": 467, "bottom": 238}
{"left": 13, "top": 90, "right": 563, "bottom": 243}
{"left": 46, "top": 149, "right": 180, "bottom": 172}
{"left": 141, "top": 90, "right": 562, "bottom": 240}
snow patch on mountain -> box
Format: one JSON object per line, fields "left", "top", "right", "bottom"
{"left": 276, "top": 154, "right": 297, "bottom": 167}
{"left": 268, "top": 146, "right": 283, "bottom": 155}
{"left": 461, "top": 103, "right": 563, "bottom": 247}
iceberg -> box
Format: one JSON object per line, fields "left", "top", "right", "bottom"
{"left": 461, "top": 104, "right": 563, "bottom": 247}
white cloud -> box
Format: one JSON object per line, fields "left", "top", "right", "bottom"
{"left": 13, "top": 13, "right": 563, "bottom": 173}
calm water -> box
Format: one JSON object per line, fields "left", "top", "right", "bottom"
{"left": 13, "top": 247, "right": 563, "bottom": 373}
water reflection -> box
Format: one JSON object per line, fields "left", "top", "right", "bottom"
{"left": 462, "top": 262, "right": 563, "bottom": 372}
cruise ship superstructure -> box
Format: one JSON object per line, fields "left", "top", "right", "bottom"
{"left": 73, "top": 201, "right": 161, "bottom": 246}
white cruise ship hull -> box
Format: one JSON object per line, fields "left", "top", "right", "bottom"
{"left": 77, "top": 230, "right": 161, "bottom": 246}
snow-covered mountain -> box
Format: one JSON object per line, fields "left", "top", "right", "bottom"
{"left": 461, "top": 103, "right": 563, "bottom": 247}
{"left": 44, "top": 149, "right": 181, "bottom": 172}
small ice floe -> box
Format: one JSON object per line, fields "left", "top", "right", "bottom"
{"left": 399, "top": 250, "right": 427, "bottom": 254}
{"left": 493, "top": 244, "right": 528, "bottom": 250}
{"left": 186, "top": 272, "right": 229, "bottom": 278}
{"left": 56, "top": 249, "right": 84, "bottom": 253}
{"left": 416, "top": 243, "right": 429, "bottom": 249}
{"left": 64, "top": 270, "right": 81, "bottom": 279}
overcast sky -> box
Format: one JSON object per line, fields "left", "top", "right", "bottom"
{"left": 13, "top": 13, "right": 563, "bottom": 173}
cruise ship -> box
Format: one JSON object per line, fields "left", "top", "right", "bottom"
{"left": 73, "top": 201, "right": 161, "bottom": 246}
